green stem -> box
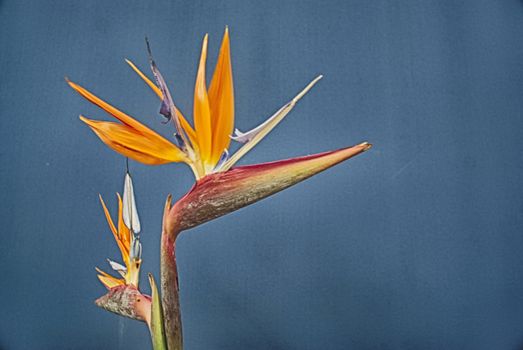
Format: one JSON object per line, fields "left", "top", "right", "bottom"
{"left": 148, "top": 273, "right": 168, "bottom": 350}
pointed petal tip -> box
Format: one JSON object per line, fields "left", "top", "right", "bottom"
{"left": 165, "top": 194, "right": 173, "bottom": 207}
{"left": 202, "top": 34, "right": 209, "bottom": 50}
{"left": 223, "top": 26, "right": 230, "bottom": 40}
{"left": 79, "top": 115, "right": 99, "bottom": 128}
{"left": 66, "top": 78, "right": 81, "bottom": 90}
{"left": 201, "top": 33, "right": 209, "bottom": 50}
{"left": 359, "top": 142, "right": 372, "bottom": 151}
{"left": 147, "top": 272, "right": 154, "bottom": 285}
{"left": 293, "top": 75, "right": 323, "bottom": 102}
{"left": 163, "top": 194, "right": 174, "bottom": 229}
{"left": 66, "top": 78, "right": 76, "bottom": 89}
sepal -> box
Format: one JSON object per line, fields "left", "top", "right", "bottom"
{"left": 95, "top": 285, "right": 151, "bottom": 324}
{"left": 165, "top": 142, "right": 371, "bottom": 234}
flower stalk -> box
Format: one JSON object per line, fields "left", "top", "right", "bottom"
{"left": 69, "top": 28, "right": 371, "bottom": 350}
{"left": 161, "top": 195, "right": 183, "bottom": 350}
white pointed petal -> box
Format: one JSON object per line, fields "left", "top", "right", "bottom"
{"left": 123, "top": 173, "right": 141, "bottom": 233}
{"left": 107, "top": 259, "right": 127, "bottom": 273}
{"left": 221, "top": 75, "right": 323, "bottom": 171}
{"left": 229, "top": 104, "right": 286, "bottom": 144}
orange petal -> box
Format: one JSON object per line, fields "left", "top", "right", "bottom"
{"left": 81, "top": 116, "right": 187, "bottom": 165}
{"left": 176, "top": 109, "right": 199, "bottom": 149}
{"left": 125, "top": 59, "right": 163, "bottom": 98}
{"left": 99, "top": 194, "right": 117, "bottom": 237}
{"left": 209, "top": 27, "right": 234, "bottom": 166}
{"left": 99, "top": 195, "right": 129, "bottom": 266}
{"left": 68, "top": 80, "right": 155, "bottom": 135}
{"left": 124, "top": 60, "right": 198, "bottom": 145}
{"left": 193, "top": 34, "right": 212, "bottom": 165}
{"left": 96, "top": 268, "right": 126, "bottom": 289}
{"left": 117, "top": 193, "right": 131, "bottom": 250}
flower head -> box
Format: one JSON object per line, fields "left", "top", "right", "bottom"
{"left": 68, "top": 28, "right": 327, "bottom": 179}
{"left": 96, "top": 173, "right": 142, "bottom": 289}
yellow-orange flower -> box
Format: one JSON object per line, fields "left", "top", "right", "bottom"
{"left": 68, "top": 28, "right": 322, "bottom": 179}
{"left": 96, "top": 193, "right": 142, "bottom": 289}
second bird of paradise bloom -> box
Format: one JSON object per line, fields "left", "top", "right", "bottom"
{"left": 96, "top": 172, "right": 142, "bottom": 289}
{"left": 69, "top": 27, "right": 371, "bottom": 350}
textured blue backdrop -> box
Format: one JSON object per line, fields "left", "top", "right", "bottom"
{"left": 2, "top": 0, "right": 523, "bottom": 349}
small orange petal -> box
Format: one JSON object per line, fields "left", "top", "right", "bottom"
{"left": 96, "top": 268, "right": 126, "bottom": 289}
{"left": 99, "top": 194, "right": 117, "bottom": 237}
{"left": 125, "top": 59, "right": 163, "bottom": 98}
{"left": 99, "top": 195, "right": 129, "bottom": 266}
{"left": 117, "top": 193, "right": 131, "bottom": 250}
{"left": 193, "top": 34, "right": 212, "bottom": 165}
{"left": 68, "top": 80, "right": 153, "bottom": 136}
{"left": 209, "top": 27, "right": 234, "bottom": 166}
{"left": 68, "top": 78, "right": 199, "bottom": 152}
{"left": 81, "top": 116, "right": 187, "bottom": 165}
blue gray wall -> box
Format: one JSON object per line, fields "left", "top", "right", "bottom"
{"left": 2, "top": 1, "right": 523, "bottom": 349}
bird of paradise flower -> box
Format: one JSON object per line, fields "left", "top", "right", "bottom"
{"left": 68, "top": 28, "right": 371, "bottom": 350}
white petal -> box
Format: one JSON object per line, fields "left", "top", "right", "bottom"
{"left": 107, "top": 259, "right": 127, "bottom": 273}
{"left": 123, "top": 172, "right": 141, "bottom": 233}
{"left": 229, "top": 104, "right": 287, "bottom": 144}
{"left": 221, "top": 75, "right": 323, "bottom": 171}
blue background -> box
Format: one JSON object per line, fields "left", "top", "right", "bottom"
{"left": 1, "top": 0, "right": 523, "bottom": 349}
